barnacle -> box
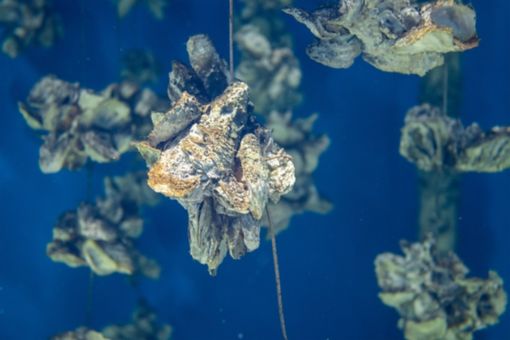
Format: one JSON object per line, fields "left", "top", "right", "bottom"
{"left": 115, "top": 0, "right": 168, "bottom": 19}
{"left": 47, "top": 172, "right": 160, "bottom": 278}
{"left": 19, "top": 76, "right": 167, "bottom": 173}
{"left": 284, "top": 0, "right": 478, "bottom": 76}
{"left": 0, "top": 0, "right": 62, "bottom": 58}
{"left": 400, "top": 104, "right": 510, "bottom": 173}
{"left": 52, "top": 327, "right": 107, "bottom": 340}
{"left": 102, "top": 300, "right": 172, "bottom": 340}
{"left": 136, "top": 34, "right": 295, "bottom": 274}
{"left": 375, "top": 236, "right": 507, "bottom": 340}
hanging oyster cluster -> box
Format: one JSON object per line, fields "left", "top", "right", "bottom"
{"left": 375, "top": 236, "right": 507, "bottom": 340}
{"left": 52, "top": 327, "right": 107, "bottom": 340}
{"left": 102, "top": 300, "right": 172, "bottom": 340}
{"left": 263, "top": 111, "right": 332, "bottom": 232}
{"left": 19, "top": 76, "right": 167, "bottom": 173}
{"left": 47, "top": 172, "right": 160, "bottom": 277}
{"left": 115, "top": 0, "right": 168, "bottom": 19}
{"left": 136, "top": 35, "right": 295, "bottom": 274}
{"left": 0, "top": 0, "right": 62, "bottom": 57}
{"left": 236, "top": 24, "right": 302, "bottom": 114}
{"left": 401, "top": 104, "right": 510, "bottom": 173}
{"left": 235, "top": 21, "right": 332, "bottom": 233}
{"left": 284, "top": 0, "right": 478, "bottom": 75}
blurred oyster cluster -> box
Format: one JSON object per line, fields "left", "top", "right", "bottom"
{"left": 375, "top": 236, "right": 507, "bottom": 340}
{"left": 121, "top": 49, "right": 161, "bottom": 85}
{"left": 102, "top": 300, "right": 172, "bottom": 340}
{"left": 239, "top": 0, "right": 293, "bottom": 46}
{"left": 115, "top": 0, "right": 168, "bottom": 19}
{"left": 52, "top": 301, "right": 171, "bottom": 340}
{"left": 47, "top": 172, "right": 160, "bottom": 278}
{"left": 52, "top": 327, "right": 107, "bottom": 340}
{"left": 236, "top": 5, "right": 332, "bottom": 233}
{"left": 236, "top": 25, "right": 302, "bottom": 114}
{"left": 136, "top": 35, "right": 295, "bottom": 274}
{"left": 19, "top": 76, "right": 167, "bottom": 173}
{"left": 284, "top": 0, "right": 479, "bottom": 75}
{"left": 0, "top": 0, "right": 62, "bottom": 57}
{"left": 401, "top": 104, "right": 510, "bottom": 173}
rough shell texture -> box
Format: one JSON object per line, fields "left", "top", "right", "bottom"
{"left": 400, "top": 104, "right": 510, "bottom": 173}
{"left": 0, "top": 0, "right": 62, "bottom": 58}
{"left": 47, "top": 172, "right": 160, "bottom": 278}
{"left": 102, "top": 300, "right": 172, "bottom": 340}
{"left": 19, "top": 76, "right": 167, "bottom": 173}
{"left": 136, "top": 34, "right": 295, "bottom": 274}
{"left": 375, "top": 236, "right": 507, "bottom": 340}
{"left": 284, "top": 0, "right": 479, "bottom": 75}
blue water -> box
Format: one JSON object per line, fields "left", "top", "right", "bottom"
{"left": 0, "top": 0, "right": 509, "bottom": 339}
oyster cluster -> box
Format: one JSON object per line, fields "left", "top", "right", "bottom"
{"left": 401, "top": 104, "right": 510, "bottom": 173}
{"left": 20, "top": 76, "right": 167, "bottom": 173}
{"left": 236, "top": 24, "right": 302, "bottom": 114}
{"left": 47, "top": 172, "right": 161, "bottom": 277}
{"left": 102, "top": 300, "right": 172, "bottom": 340}
{"left": 136, "top": 35, "right": 295, "bottom": 274}
{"left": 239, "top": 0, "right": 294, "bottom": 46}
{"left": 0, "top": 0, "right": 62, "bottom": 57}
{"left": 284, "top": 0, "right": 479, "bottom": 75}
{"left": 263, "top": 111, "right": 332, "bottom": 232}
{"left": 375, "top": 236, "right": 507, "bottom": 340}
{"left": 235, "top": 16, "right": 332, "bottom": 233}
{"left": 52, "top": 327, "right": 107, "bottom": 340}
{"left": 115, "top": 0, "right": 168, "bottom": 19}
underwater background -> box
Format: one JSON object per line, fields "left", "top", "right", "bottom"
{"left": 0, "top": 0, "right": 509, "bottom": 339}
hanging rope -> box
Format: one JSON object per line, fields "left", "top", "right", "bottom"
{"left": 266, "top": 207, "right": 289, "bottom": 340}
{"left": 229, "top": 0, "right": 234, "bottom": 80}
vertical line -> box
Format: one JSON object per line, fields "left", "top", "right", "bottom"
{"left": 229, "top": 0, "right": 234, "bottom": 81}
{"left": 442, "top": 62, "right": 449, "bottom": 116}
{"left": 85, "top": 270, "right": 94, "bottom": 326}
{"left": 266, "top": 207, "right": 289, "bottom": 340}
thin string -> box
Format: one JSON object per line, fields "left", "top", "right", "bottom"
{"left": 229, "top": 0, "right": 234, "bottom": 80}
{"left": 442, "top": 61, "right": 449, "bottom": 116}
{"left": 266, "top": 207, "right": 289, "bottom": 340}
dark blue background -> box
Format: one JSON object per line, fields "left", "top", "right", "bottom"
{"left": 0, "top": 0, "right": 509, "bottom": 339}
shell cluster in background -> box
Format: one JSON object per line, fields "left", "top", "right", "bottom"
{"left": 19, "top": 76, "right": 167, "bottom": 173}
{"left": 47, "top": 172, "right": 160, "bottom": 278}
{"left": 236, "top": 2, "right": 332, "bottom": 233}
{"left": 239, "top": 0, "right": 294, "bottom": 47}
{"left": 115, "top": 0, "right": 168, "bottom": 19}
{"left": 400, "top": 104, "right": 510, "bottom": 173}
{"left": 136, "top": 35, "right": 295, "bottom": 274}
{"left": 51, "top": 301, "right": 171, "bottom": 340}
{"left": 0, "top": 0, "right": 62, "bottom": 58}
{"left": 102, "top": 300, "right": 172, "bottom": 340}
{"left": 375, "top": 236, "right": 507, "bottom": 340}
{"left": 284, "top": 0, "right": 479, "bottom": 75}
{"left": 52, "top": 327, "right": 107, "bottom": 340}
